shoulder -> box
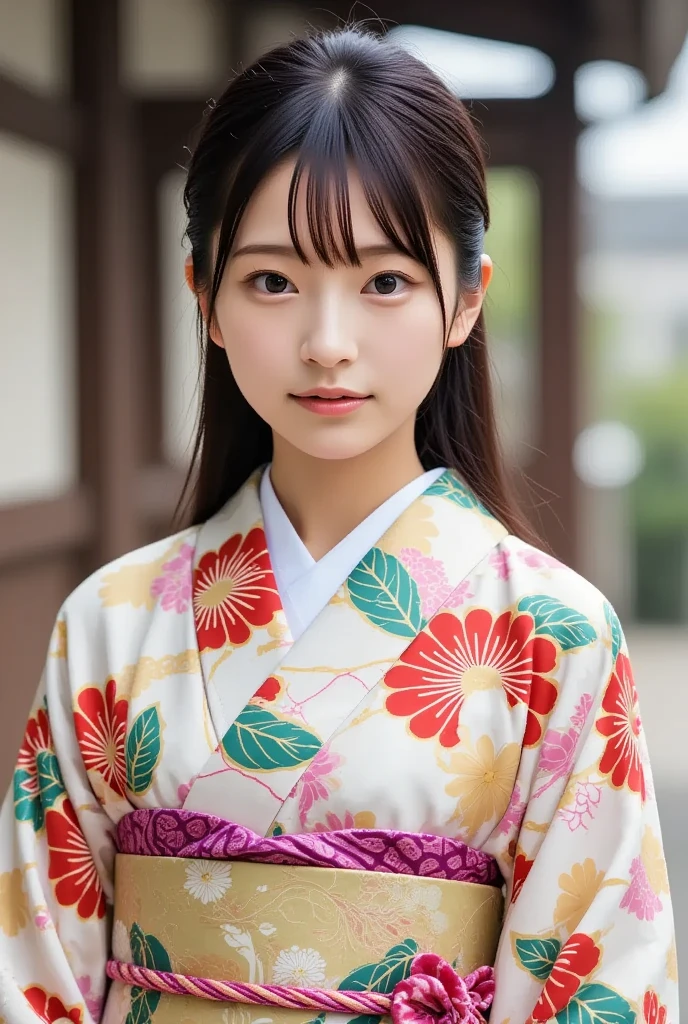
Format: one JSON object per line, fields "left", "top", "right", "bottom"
{"left": 58, "top": 525, "right": 200, "bottom": 660}
{"left": 495, "top": 535, "right": 619, "bottom": 642}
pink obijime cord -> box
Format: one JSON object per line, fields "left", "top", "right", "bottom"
{"left": 107, "top": 953, "right": 495, "bottom": 1024}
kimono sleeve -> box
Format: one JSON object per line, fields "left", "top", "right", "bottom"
{"left": 489, "top": 603, "right": 678, "bottom": 1024}
{"left": 0, "top": 612, "right": 113, "bottom": 1023}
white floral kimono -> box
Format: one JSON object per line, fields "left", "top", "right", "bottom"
{"left": 0, "top": 468, "right": 678, "bottom": 1024}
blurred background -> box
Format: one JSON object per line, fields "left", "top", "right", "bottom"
{"left": 0, "top": 0, "right": 686, "bottom": 991}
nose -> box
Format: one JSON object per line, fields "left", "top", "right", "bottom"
{"left": 300, "top": 291, "right": 358, "bottom": 367}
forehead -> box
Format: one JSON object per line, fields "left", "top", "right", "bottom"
{"left": 232, "top": 157, "right": 391, "bottom": 251}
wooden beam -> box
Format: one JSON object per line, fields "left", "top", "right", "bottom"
{"left": 469, "top": 98, "right": 543, "bottom": 168}
{"left": 529, "top": 74, "right": 582, "bottom": 567}
{"left": 73, "top": 0, "right": 147, "bottom": 567}
{"left": 0, "top": 489, "right": 94, "bottom": 567}
{"left": 138, "top": 464, "right": 187, "bottom": 527}
{"left": 139, "top": 98, "right": 208, "bottom": 180}
{"left": 0, "top": 73, "right": 81, "bottom": 155}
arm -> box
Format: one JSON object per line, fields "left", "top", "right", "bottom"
{"left": 0, "top": 613, "right": 115, "bottom": 1023}
{"left": 489, "top": 606, "right": 677, "bottom": 1024}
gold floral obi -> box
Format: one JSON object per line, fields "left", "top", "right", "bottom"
{"left": 107, "top": 810, "right": 504, "bottom": 1024}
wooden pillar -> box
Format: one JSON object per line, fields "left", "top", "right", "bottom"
{"left": 531, "top": 64, "right": 581, "bottom": 568}
{"left": 73, "top": 0, "right": 146, "bottom": 567}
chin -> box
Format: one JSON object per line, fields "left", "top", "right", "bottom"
{"left": 286, "top": 431, "right": 383, "bottom": 463}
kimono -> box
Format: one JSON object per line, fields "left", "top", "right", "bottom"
{"left": 0, "top": 466, "right": 678, "bottom": 1024}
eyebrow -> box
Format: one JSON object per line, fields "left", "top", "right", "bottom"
{"left": 230, "top": 242, "right": 404, "bottom": 260}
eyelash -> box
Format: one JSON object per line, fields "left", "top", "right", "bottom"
{"left": 243, "top": 270, "right": 414, "bottom": 294}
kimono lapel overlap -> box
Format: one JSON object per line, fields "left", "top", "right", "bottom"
{"left": 184, "top": 471, "right": 507, "bottom": 833}
{"left": 186, "top": 472, "right": 293, "bottom": 735}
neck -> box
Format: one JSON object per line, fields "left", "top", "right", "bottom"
{"left": 269, "top": 421, "right": 425, "bottom": 561}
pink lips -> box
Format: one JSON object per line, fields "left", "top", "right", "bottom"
{"left": 291, "top": 388, "right": 371, "bottom": 416}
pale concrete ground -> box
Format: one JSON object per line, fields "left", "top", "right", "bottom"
{"left": 627, "top": 626, "right": 687, "bottom": 1002}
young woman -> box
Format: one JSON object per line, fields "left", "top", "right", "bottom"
{"left": 0, "top": 26, "right": 676, "bottom": 1024}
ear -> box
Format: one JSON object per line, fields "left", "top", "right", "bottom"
{"left": 447, "top": 255, "right": 493, "bottom": 348}
{"left": 184, "top": 254, "right": 225, "bottom": 349}
{"left": 184, "top": 253, "right": 195, "bottom": 294}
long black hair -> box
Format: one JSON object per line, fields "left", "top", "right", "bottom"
{"left": 179, "top": 24, "right": 535, "bottom": 541}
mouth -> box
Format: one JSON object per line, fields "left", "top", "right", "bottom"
{"left": 291, "top": 388, "right": 371, "bottom": 399}
{"left": 289, "top": 389, "right": 372, "bottom": 417}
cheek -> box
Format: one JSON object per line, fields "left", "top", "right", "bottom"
{"left": 215, "top": 303, "right": 290, "bottom": 394}
{"left": 371, "top": 300, "right": 444, "bottom": 390}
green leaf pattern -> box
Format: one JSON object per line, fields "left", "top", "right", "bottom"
{"left": 338, "top": 939, "right": 419, "bottom": 994}
{"left": 126, "top": 705, "right": 163, "bottom": 795}
{"left": 13, "top": 767, "right": 44, "bottom": 831}
{"left": 36, "top": 750, "right": 66, "bottom": 811}
{"left": 222, "top": 705, "right": 322, "bottom": 772}
{"left": 347, "top": 549, "right": 424, "bottom": 638}
{"left": 515, "top": 936, "right": 562, "bottom": 981}
{"left": 127, "top": 923, "right": 172, "bottom": 1024}
{"left": 604, "top": 601, "right": 625, "bottom": 663}
{"left": 554, "top": 983, "right": 636, "bottom": 1024}
{"left": 518, "top": 595, "right": 597, "bottom": 651}
{"left": 13, "top": 715, "right": 66, "bottom": 832}
{"left": 425, "top": 472, "right": 493, "bottom": 517}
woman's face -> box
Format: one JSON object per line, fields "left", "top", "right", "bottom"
{"left": 198, "top": 159, "right": 489, "bottom": 463}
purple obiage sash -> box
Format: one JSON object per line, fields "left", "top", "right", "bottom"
{"left": 115, "top": 808, "right": 502, "bottom": 885}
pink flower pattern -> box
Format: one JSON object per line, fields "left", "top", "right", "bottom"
{"left": 177, "top": 781, "right": 192, "bottom": 804}
{"left": 533, "top": 694, "right": 593, "bottom": 798}
{"left": 151, "top": 542, "right": 194, "bottom": 613}
{"left": 488, "top": 549, "right": 511, "bottom": 581}
{"left": 517, "top": 549, "right": 564, "bottom": 571}
{"left": 620, "top": 857, "right": 663, "bottom": 921}
{"left": 572, "top": 693, "right": 593, "bottom": 728}
{"left": 495, "top": 783, "right": 526, "bottom": 836}
{"left": 291, "top": 746, "right": 344, "bottom": 826}
{"left": 398, "top": 548, "right": 454, "bottom": 618}
{"left": 76, "top": 976, "right": 103, "bottom": 1021}
{"left": 449, "top": 579, "right": 474, "bottom": 608}
{"left": 314, "top": 810, "right": 357, "bottom": 831}
{"left": 558, "top": 781, "right": 602, "bottom": 832}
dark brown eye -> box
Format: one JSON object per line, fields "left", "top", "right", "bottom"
{"left": 264, "top": 273, "right": 289, "bottom": 293}
{"left": 374, "top": 274, "right": 399, "bottom": 295}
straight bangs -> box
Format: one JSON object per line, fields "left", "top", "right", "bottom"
{"left": 206, "top": 93, "right": 450, "bottom": 336}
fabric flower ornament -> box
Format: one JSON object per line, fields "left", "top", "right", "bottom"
{"left": 390, "top": 954, "right": 494, "bottom": 1024}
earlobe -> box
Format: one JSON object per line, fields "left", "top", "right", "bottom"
{"left": 447, "top": 310, "right": 470, "bottom": 348}
{"left": 184, "top": 255, "right": 195, "bottom": 294}
{"left": 185, "top": 254, "right": 225, "bottom": 349}
{"left": 481, "top": 253, "right": 493, "bottom": 292}
{"left": 447, "top": 255, "right": 492, "bottom": 348}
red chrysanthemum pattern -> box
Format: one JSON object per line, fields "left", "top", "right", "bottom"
{"left": 16, "top": 705, "right": 52, "bottom": 790}
{"left": 511, "top": 852, "right": 535, "bottom": 904}
{"left": 46, "top": 798, "right": 105, "bottom": 920}
{"left": 251, "top": 676, "right": 282, "bottom": 703}
{"left": 23, "top": 986, "right": 83, "bottom": 1023}
{"left": 193, "top": 527, "right": 281, "bottom": 650}
{"left": 596, "top": 653, "right": 646, "bottom": 797}
{"left": 528, "top": 933, "right": 601, "bottom": 1022}
{"left": 643, "top": 988, "right": 668, "bottom": 1024}
{"left": 384, "top": 609, "right": 558, "bottom": 749}
{"left": 74, "top": 679, "right": 128, "bottom": 797}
